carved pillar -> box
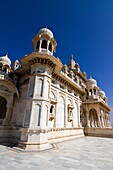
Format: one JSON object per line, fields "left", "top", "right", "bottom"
{"left": 77, "top": 102, "right": 81, "bottom": 128}
{"left": 53, "top": 103, "right": 57, "bottom": 128}
{"left": 100, "top": 110, "right": 104, "bottom": 127}
{"left": 97, "top": 114, "right": 101, "bottom": 127}
{"left": 100, "top": 113, "right": 102, "bottom": 127}
{"left": 47, "top": 41, "right": 50, "bottom": 52}
{"left": 51, "top": 45, "right": 54, "bottom": 54}
{"left": 64, "top": 93, "right": 67, "bottom": 128}
{"left": 55, "top": 82, "right": 60, "bottom": 128}
{"left": 97, "top": 108, "right": 101, "bottom": 127}
{"left": 108, "top": 114, "right": 111, "bottom": 127}
{"left": 102, "top": 116, "right": 104, "bottom": 127}
{"left": 106, "top": 114, "right": 109, "bottom": 127}
{"left": 39, "top": 40, "right": 42, "bottom": 52}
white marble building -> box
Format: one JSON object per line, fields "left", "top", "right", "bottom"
{"left": 0, "top": 28, "right": 111, "bottom": 150}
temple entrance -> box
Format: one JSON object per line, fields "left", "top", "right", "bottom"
{"left": 0, "top": 96, "right": 7, "bottom": 125}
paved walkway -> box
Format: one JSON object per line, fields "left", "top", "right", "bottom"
{"left": 0, "top": 137, "right": 113, "bottom": 170}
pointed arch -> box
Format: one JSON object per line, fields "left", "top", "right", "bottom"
{"left": 0, "top": 79, "right": 19, "bottom": 98}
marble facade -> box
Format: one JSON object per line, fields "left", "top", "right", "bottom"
{"left": 0, "top": 28, "right": 111, "bottom": 150}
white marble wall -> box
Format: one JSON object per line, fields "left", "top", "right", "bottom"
{"left": 50, "top": 82, "right": 81, "bottom": 129}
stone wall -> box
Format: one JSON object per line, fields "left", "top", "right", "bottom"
{"left": 0, "top": 126, "right": 21, "bottom": 144}
{"left": 84, "top": 127, "right": 113, "bottom": 138}
{"left": 48, "top": 128, "right": 84, "bottom": 141}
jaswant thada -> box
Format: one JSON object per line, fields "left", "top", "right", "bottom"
{"left": 0, "top": 28, "right": 112, "bottom": 150}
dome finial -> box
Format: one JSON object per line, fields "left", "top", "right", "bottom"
{"left": 70, "top": 54, "right": 73, "bottom": 60}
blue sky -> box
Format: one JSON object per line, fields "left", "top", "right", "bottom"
{"left": 0, "top": 0, "right": 113, "bottom": 124}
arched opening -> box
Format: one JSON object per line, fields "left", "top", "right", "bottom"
{"left": 41, "top": 40, "right": 47, "bottom": 49}
{"left": 3, "top": 67, "right": 7, "bottom": 73}
{"left": 89, "top": 109, "right": 98, "bottom": 127}
{"left": 89, "top": 89, "right": 92, "bottom": 95}
{"left": 49, "top": 42, "right": 52, "bottom": 52}
{"left": 0, "top": 96, "right": 7, "bottom": 125}
{"left": 36, "top": 41, "right": 40, "bottom": 50}
{"left": 94, "top": 89, "right": 96, "bottom": 95}
{"left": 0, "top": 63, "right": 3, "bottom": 71}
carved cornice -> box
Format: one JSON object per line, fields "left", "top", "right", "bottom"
{"left": 83, "top": 101, "right": 111, "bottom": 111}
{"left": 52, "top": 73, "right": 85, "bottom": 95}
{"left": 29, "top": 58, "right": 56, "bottom": 70}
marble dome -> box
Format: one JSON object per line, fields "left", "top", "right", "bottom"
{"left": 38, "top": 28, "right": 54, "bottom": 38}
{"left": 0, "top": 54, "right": 11, "bottom": 66}
{"left": 87, "top": 77, "right": 97, "bottom": 86}
{"left": 98, "top": 90, "right": 106, "bottom": 98}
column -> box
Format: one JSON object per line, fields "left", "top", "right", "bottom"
{"left": 64, "top": 88, "right": 68, "bottom": 127}
{"left": 47, "top": 41, "right": 50, "bottom": 52}
{"left": 86, "top": 111, "right": 90, "bottom": 127}
{"left": 97, "top": 109, "right": 101, "bottom": 127}
{"left": 55, "top": 82, "right": 60, "bottom": 128}
{"left": 108, "top": 114, "right": 111, "bottom": 127}
{"left": 101, "top": 116, "right": 104, "bottom": 127}
{"left": 51, "top": 45, "right": 54, "bottom": 55}
{"left": 42, "top": 76, "right": 50, "bottom": 99}
{"left": 97, "top": 114, "right": 101, "bottom": 127}
{"left": 39, "top": 40, "right": 42, "bottom": 52}
{"left": 77, "top": 102, "right": 81, "bottom": 127}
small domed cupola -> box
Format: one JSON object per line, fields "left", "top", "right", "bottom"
{"left": 98, "top": 90, "right": 106, "bottom": 99}
{"left": 0, "top": 54, "right": 11, "bottom": 73}
{"left": 86, "top": 77, "right": 99, "bottom": 97}
{"left": 32, "top": 27, "right": 57, "bottom": 55}
{"left": 86, "top": 77, "right": 97, "bottom": 87}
